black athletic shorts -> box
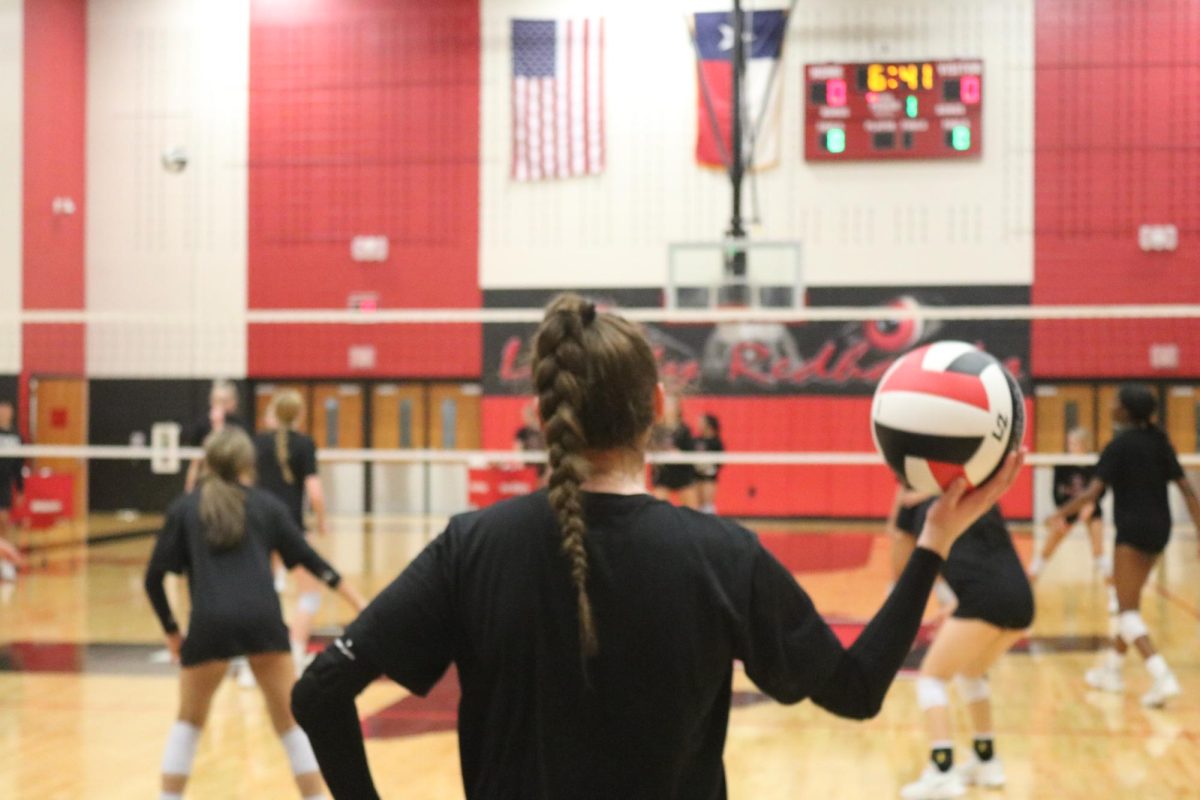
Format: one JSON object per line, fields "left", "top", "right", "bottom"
{"left": 180, "top": 613, "right": 291, "bottom": 667}
{"left": 652, "top": 464, "right": 696, "bottom": 491}
{"left": 1114, "top": 527, "right": 1171, "bottom": 557}
{"left": 943, "top": 538, "right": 1035, "bottom": 630}
{"left": 895, "top": 503, "right": 920, "bottom": 537}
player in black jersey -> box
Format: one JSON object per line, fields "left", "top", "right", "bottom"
{"left": 255, "top": 389, "right": 329, "bottom": 666}
{"left": 291, "top": 293, "right": 1023, "bottom": 799}
{"left": 0, "top": 399, "right": 25, "bottom": 581}
{"left": 145, "top": 428, "right": 365, "bottom": 800}
{"left": 650, "top": 394, "right": 698, "bottom": 507}
{"left": 1048, "top": 384, "right": 1200, "bottom": 708}
{"left": 693, "top": 413, "right": 724, "bottom": 513}
{"left": 184, "top": 379, "right": 249, "bottom": 492}
{"left": 901, "top": 501, "right": 1034, "bottom": 799}
{"left": 1029, "top": 427, "right": 1111, "bottom": 592}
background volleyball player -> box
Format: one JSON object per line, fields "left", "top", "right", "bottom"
{"left": 1048, "top": 384, "right": 1200, "bottom": 707}
{"left": 693, "top": 413, "right": 724, "bottom": 514}
{"left": 184, "top": 379, "right": 249, "bottom": 492}
{"left": 291, "top": 294, "right": 1023, "bottom": 798}
{"left": 255, "top": 389, "right": 329, "bottom": 666}
{"left": 901, "top": 500, "right": 1034, "bottom": 800}
{"left": 0, "top": 399, "right": 25, "bottom": 581}
{"left": 1029, "top": 427, "right": 1112, "bottom": 594}
{"left": 887, "top": 485, "right": 956, "bottom": 617}
{"left": 145, "top": 428, "right": 365, "bottom": 800}
{"left": 650, "top": 393, "right": 697, "bottom": 507}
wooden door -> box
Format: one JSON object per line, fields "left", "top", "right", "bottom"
{"left": 1034, "top": 384, "right": 1096, "bottom": 453}
{"left": 1165, "top": 385, "right": 1198, "bottom": 453}
{"left": 254, "top": 383, "right": 312, "bottom": 433}
{"left": 311, "top": 384, "right": 364, "bottom": 449}
{"left": 371, "top": 384, "right": 427, "bottom": 448}
{"left": 429, "top": 383, "right": 481, "bottom": 449}
{"left": 30, "top": 378, "right": 88, "bottom": 519}
{"left": 1096, "top": 384, "right": 1121, "bottom": 449}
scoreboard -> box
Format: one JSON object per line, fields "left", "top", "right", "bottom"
{"left": 805, "top": 60, "right": 983, "bottom": 161}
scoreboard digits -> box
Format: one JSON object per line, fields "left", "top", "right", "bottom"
{"left": 805, "top": 60, "right": 983, "bottom": 161}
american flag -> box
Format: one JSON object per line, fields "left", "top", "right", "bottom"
{"left": 511, "top": 18, "right": 605, "bottom": 181}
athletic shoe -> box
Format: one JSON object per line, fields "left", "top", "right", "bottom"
{"left": 1085, "top": 665, "right": 1124, "bottom": 693}
{"left": 958, "top": 754, "right": 1006, "bottom": 788}
{"left": 1141, "top": 672, "right": 1181, "bottom": 708}
{"left": 900, "top": 765, "right": 966, "bottom": 799}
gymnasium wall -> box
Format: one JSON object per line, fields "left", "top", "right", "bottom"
{"left": 0, "top": 0, "right": 21, "bottom": 375}
{"left": 246, "top": 0, "right": 481, "bottom": 378}
{"left": 22, "top": 0, "right": 86, "bottom": 375}
{"left": 85, "top": 0, "right": 249, "bottom": 378}
{"left": 479, "top": 0, "right": 1035, "bottom": 290}
{"left": 1032, "top": 0, "right": 1200, "bottom": 379}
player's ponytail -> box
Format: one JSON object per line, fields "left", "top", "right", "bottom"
{"left": 532, "top": 294, "right": 659, "bottom": 663}
{"left": 200, "top": 428, "right": 255, "bottom": 551}
{"left": 271, "top": 390, "right": 304, "bottom": 484}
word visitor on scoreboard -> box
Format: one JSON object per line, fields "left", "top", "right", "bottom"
{"left": 805, "top": 59, "right": 984, "bottom": 161}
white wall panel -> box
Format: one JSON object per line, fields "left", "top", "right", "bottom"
{"left": 480, "top": 0, "right": 1033, "bottom": 290}
{"left": 87, "top": 0, "right": 248, "bottom": 377}
{"left": 0, "top": 0, "right": 22, "bottom": 372}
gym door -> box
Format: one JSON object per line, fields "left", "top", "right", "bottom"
{"left": 1034, "top": 384, "right": 1096, "bottom": 453}
{"left": 30, "top": 378, "right": 88, "bottom": 520}
{"left": 312, "top": 383, "right": 365, "bottom": 514}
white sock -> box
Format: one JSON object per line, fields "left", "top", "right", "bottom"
{"left": 281, "top": 726, "right": 320, "bottom": 776}
{"left": 1146, "top": 654, "right": 1170, "bottom": 680}
{"left": 1103, "top": 649, "right": 1123, "bottom": 671}
{"left": 160, "top": 794, "right": 183, "bottom": 800}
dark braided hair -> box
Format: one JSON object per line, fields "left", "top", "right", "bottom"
{"left": 532, "top": 294, "right": 659, "bottom": 660}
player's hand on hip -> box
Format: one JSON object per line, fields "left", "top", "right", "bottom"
{"left": 918, "top": 450, "right": 1025, "bottom": 558}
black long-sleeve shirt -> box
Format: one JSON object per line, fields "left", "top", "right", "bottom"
{"left": 0, "top": 426, "right": 25, "bottom": 504}
{"left": 144, "top": 486, "right": 340, "bottom": 637}
{"left": 292, "top": 491, "right": 941, "bottom": 799}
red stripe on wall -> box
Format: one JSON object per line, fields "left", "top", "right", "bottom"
{"left": 248, "top": 0, "right": 480, "bottom": 378}
{"left": 22, "top": 0, "right": 86, "bottom": 375}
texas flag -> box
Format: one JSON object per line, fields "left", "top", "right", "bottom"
{"left": 693, "top": 9, "right": 787, "bottom": 170}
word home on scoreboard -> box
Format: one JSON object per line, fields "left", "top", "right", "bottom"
{"left": 805, "top": 60, "right": 983, "bottom": 161}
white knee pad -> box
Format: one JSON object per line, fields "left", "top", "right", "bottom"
{"left": 1118, "top": 610, "right": 1149, "bottom": 645}
{"left": 161, "top": 721, "right": 200, "bottom": 776}
{"left": 281, "top": 726, "right": 320, "bottom": 776}
{"left": 297, "top": 591, "right": 322, "bottom": 616}
{"left": 916, "top": 676, "right": 949, "bottom": 711}
{"left": 956, "top": 675, "right": 991, "bottom": 704}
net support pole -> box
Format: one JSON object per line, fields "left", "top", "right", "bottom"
{"left": 725, "top": 0, "right": 749, "bottom": 300}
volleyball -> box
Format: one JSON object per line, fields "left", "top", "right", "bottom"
{"left": 871, "top": 341, "right": 1024, "bottom": 494}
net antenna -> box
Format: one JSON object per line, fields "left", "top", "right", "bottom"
{"left": 685, "top": 1, "right": 799, "bottom": 305}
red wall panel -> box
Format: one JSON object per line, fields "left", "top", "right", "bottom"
{"left": 248, "top": 0, "right": 480, "bottom": 377}
{"left": 22, "top": 0, "right": 86, "bottom": 374}
{"left": 483, "top": 395, "right": 1034, "bottom": 519}
{"left": 1034, "top": 0, "right": 1200, "bottom": 378}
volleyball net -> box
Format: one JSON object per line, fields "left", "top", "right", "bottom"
{"left": 2, "top": 301, "right": 1199, "bottom": 539}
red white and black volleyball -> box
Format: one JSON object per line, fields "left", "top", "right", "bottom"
{"left": 871, "top": 341, "right": 1024, "bottom": 494}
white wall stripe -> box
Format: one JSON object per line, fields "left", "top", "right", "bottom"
{"left": 0, "top": 0, "right": 22, "bottom": 373}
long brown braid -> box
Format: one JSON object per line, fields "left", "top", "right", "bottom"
{"left": 532, "top": 294, "right": 659, "bottom": 660}
{"left": 271, "top": 390, "right": 304, "bottom": 484}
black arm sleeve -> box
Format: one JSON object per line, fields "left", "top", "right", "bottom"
{"left": 272, "top": 500, "right": 341, "bottom": 588}
{"left": 808, "top": 548, "right": 942, "bottom": 718}
{"left": 143, "top": 507, "right": 187, "bottom": 634}
{"left": 292, "top": 526, "right": 457, "bottom": 798}
{"left": 292, "top": 642, "right": 383, "bottom": 800}
{"left": 740, "top": 543, "right": 942, "bottom": 720}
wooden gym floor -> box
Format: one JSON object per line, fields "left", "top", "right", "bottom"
{"left": 0, "top": 515, "right": 1198, "bottom": 799}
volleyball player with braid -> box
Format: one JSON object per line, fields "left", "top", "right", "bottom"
{"left": 292, "top": 293, "right": 1022, "bottom": 799}
{"left": 255, "top": 389, "right": 329, "bottom": 666}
